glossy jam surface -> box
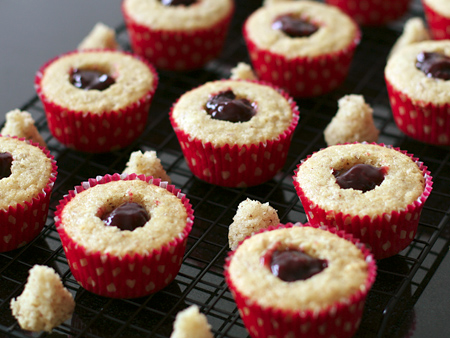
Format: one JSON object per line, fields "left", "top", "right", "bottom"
{"left": 71, "top": 68, "right": 115, "bottom": 91}
{"left": 272, "top": 14, "right": 318, "bottom": 38}
{"left": 334, "top": 164, "right": 386, "bottom": 192}
{"left": 205, "top": 90, "right": 256, "bottom": 122}
{"left": 101, "top": 202, "right": 150, "bottom": 231}
{"left": 160, "top": 0, "right": 196, "bottom": 6}
{"left": 0, "top": 152, "right": 13, "bottom": 179}
{"left": 270, "top": 249, "right": 328, "bottom": 282}
{"left": 416, "top": 52, "right": 450, "bottom": 80}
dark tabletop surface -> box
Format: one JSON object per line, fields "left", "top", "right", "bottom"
{"left": 0, "top": 1, "right": 449, "bottom": 338}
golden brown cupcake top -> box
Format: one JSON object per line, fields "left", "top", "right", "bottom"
{"left": 245, "top": 1, "right": 358, "bottom": 59}
{"left": 295, "top": 143, "right": 425, "bottom": 217}
{"left": 60, "top": 179, "right": 188, "bottom": 256}
{"left": 0, "top": 136, "right": 53, "bottom": 210}
{"left": 123, "top": 0, "right": 234, "bottom": 31}
{"left": 39, "top": 50, "right": 156, "bottom": 114}
{"left": 227, "top": 226, "right": 369, "bottom": 312}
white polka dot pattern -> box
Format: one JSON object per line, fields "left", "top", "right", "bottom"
{"left": 326, "top": 0, "right": 411, "bottom": 26}
{"left": 386, "top": 78, "right": 450, "bottom": 146}
{"left": 423, "top": 1, "right": 450, "bottom": 40}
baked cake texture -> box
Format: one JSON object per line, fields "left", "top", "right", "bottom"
{"left": 123, "top": 150, "right": 171, "bottom": 183}
{"left": 1, "top": 109, "right": 46, "bottom": 148}
{"left": 78, "top": 22, "right": 119, "bottom": 50}
{"left": 170, "top": 305, "right": 213, "bottom": 338}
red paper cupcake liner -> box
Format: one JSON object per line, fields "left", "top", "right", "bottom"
{"left": 169, "top": 81, "right": 299, "bottom": 187}
{"left": 325, "top": 0, "right": 411, "bottom": 26}
{"left": 243, "top": 22, "right": 361, "bottom": 98}
{"left": 35, "top": 50, "right": 158, "bottom": 153}
{"left": 224, "top": 222, "right": 377, "bottom": 338}
{"left": 55, "top": 173, "right": 194, "bottom": 298}
{"left": 386, "top": 78, "right": 450, "bottom": 145}
{"left": 122, "top": 2, "right": 234, "bottom": 71}
{"left": 0, "top": 137, "right": 58, "bottom": 253}
{"left": 422, "top": 0, "right": 450, "bottom": 40}
{"left": 293, "top": 143, "right": 433, "bottom": 260}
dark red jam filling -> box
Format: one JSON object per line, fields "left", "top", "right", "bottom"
{"left": 101, "top": 202, "right": 150, "bottom": 231}
{"left": 269, "top": 249, "right": 328, "bottom": 282}
{"left": 205, "top": 90, "right": 256, "bottom": 122}
{"left": 160, "top": 0, "right": 196, "bottom": 6}
{"left": 0, "top": 152, "right": 13, "bottom": 179}
{"left": 333, "top": 163, "right": 387, "bottom": 192}
{"left": 71, "top": 68, "right": 115, "bottom": 91}
{"left": 272, "top": 14, "right": 318, "bottom": 38}
{"left": 416, "top": 52, "right": 450, "bottom": 80}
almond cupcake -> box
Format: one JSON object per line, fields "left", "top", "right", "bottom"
{"left": 325, "top": 0, "right": 411, "bottom": 26}
{"left": 422, "top": 0, "right": 450, "bottom": 40}
{"left": 122, "top": 0, "right": 234, "bottom": 71}
{"left": 35, "top": 49, "right": 158, "bottom": 153}
{"left": 0, "top": 136, "right": 57, "bottom": 253}
{"left": 385, "top": 40, "right": 450, "bottom": 145}
{"left": 169, "top": 79, "right": 299, "bottom": 187}
{"left": 55, "top": 173, "right": 194, "bottom": 298}
{"left": 243, "top": 1, "right": 360, "bottom": 97}
{"left": 224, "top": 223, "right": 376, "bottom": 338}
{"left": 293, "top": 143, "right": 433, "bottom": 259}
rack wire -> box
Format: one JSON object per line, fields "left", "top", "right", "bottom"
{"left": 1, "top": 1, "right": 450, "bottom": 337}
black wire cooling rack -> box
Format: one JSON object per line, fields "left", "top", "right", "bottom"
{"left": 1, "top": 1, "right": 450, "bottom": 337}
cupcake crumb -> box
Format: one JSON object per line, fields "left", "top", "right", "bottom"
{"left": 1, "top": 109, "right": 46, "bottom": 148}
{"left": 324, "top": 95, "right": 379, "bottom": 146}
{"left": 78, "top": 22, "right": 119, "bottom": 50}
{"left": 389, "top": 18, "right": 430, "bottom": 59}
{"left": 170, "top": 305, "right": 213, "bottom": 338}
{"left": 229, "top": 62, "right": 257, "bottom": 81}
{"left": 10, "top": 265, "right": 75, "bottom": 333}
{"left": 263, "top": 0, "right": 293, "bottom": 6}
{"left": 123, "top": 150, "right": 171, "bottom": 183}
{"left": 228, "top": 198, "right": 280, "bottom": 250}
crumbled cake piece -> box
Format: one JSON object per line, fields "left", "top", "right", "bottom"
{"left": 77, "top": 22, "right": 119, "bottom": 50}
{"left": 1, "top": 109, "right": 46, "bottom": 148}
{"left": 324, "top": 95, "right": 379, "bottom": 146}
{"left": 170, "top": 305, "right": 213, "bottom": 338}
{"left": 263, "top": 0, "right": 292, "bottom": 6}
{"left": 123, "top": 150, "right": 171, "bottom": 183}
{"left": 229, "top": 62, "right": 257, "bottom": 81}
{"left": 228, "top": 198, "right": 280, "bottom": 250}
{"left": 10, "top": 265, "right": 75, "bottom": 332}
{"left": 389, "top": 17, "right": 430, "bottom": 59}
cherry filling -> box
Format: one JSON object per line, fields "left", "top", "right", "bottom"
{"left": 416, "top": 52, "right": 450, "bottom": 80}
{"left": 0, "top": 152, "right": 13, "bottom": 179}
{"left": 160, "top": 0, "right": 196, "bottom": 6}
{"left": 333, "top": 163, "right": 386, "bottom": 192}
{"left": 71, "top": 68, "right": 115, "bottom": 91}
{"left": 101, "top": 202, "right": 150, "bottom": 231}
{"left": 205, "top": 90, "right": 256, "bottom": 122}
{"left": 272, "top": 14, "right": 318, "bottom": 38}
{"left": 269, "top": 249, "right": 327, "bottom": 282}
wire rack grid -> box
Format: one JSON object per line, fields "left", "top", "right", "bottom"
{"left": 1, "top": 1, "right": 450, "bottom": 338}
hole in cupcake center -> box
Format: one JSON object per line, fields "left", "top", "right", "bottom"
{"left": 101, "top": 202, "right": 150, "bottom": 231}
{"left": 71, "top": 68, "right": 115, "bottom": 91}
{"left": 159, "top": 0, "right": 196, "bottom": 6}
{"left": 269, "top": 248, "right": 328, "bottom": 282}
{"left": 416, "top": 52, "right": 450, "bottom": 80}
{"left": 333, "top": 164, "right": 386, "bottom": 192}
{"left": 272, "top": 14, "right": 318, "bottom": 38}
{"left": 205, "top": 90, "right": 256, "bottom": 122}
{"left": 0, "top": 152, "right": 13, "bottom": 179}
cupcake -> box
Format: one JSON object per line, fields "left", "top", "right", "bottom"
{"left": 293, "top": 143, "right": 433, "bottom": 259}
{"left": 243, "top": 1, "right": 360, "bottom": 98}
{"left": 169, "top": 79, "right": 299, "bottom": 187}
{"left": 422, "top": 0, "right": 450, "bottom": 40}
{"left": 55, "top": 173, "right": 194, "bottom": 298}
{"left": 325, "top": 0, "right": 411, "bottom": 26}
{"left": 224, "top": 223, "right": 376, "bottom": 338}
{"left": 35, "top": 49, "right": 158, "bottom": 153}
{"left": 0, "top": 136, "right": 57, "bottom": 253}
{"left": 122, "top": 0, "right": 235, "bottom": 71}
{"left": 385, "top": 40, "right": 450, "bottom": 145}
